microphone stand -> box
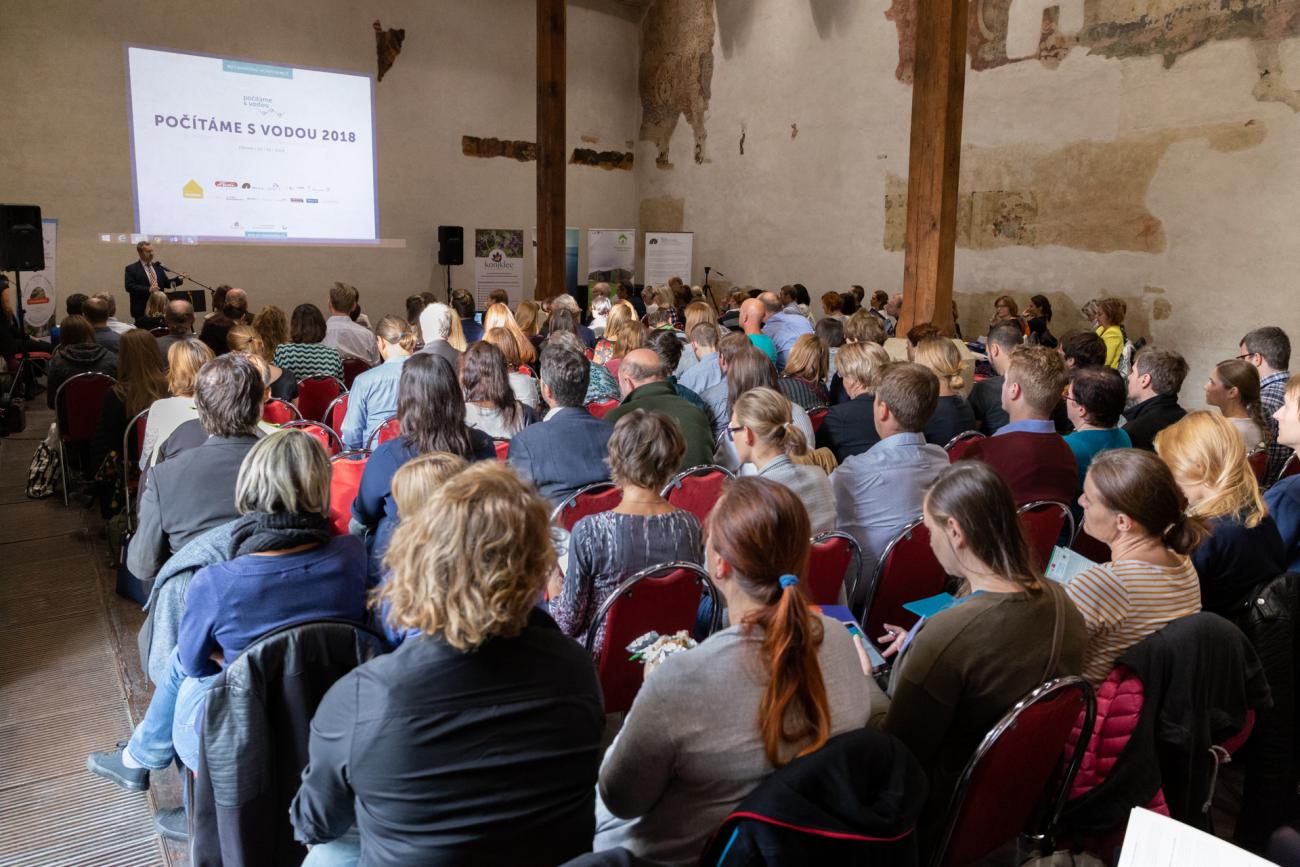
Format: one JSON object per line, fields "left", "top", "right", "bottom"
{"left": 160, "top": 265, "right": 212, "bottom": 292}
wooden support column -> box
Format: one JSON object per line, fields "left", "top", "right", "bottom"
{"left": 536, "top": 0, "right": 566, "bottom": 300}
{"left": 899, "top": 0, "right": 969, "bottom": 336}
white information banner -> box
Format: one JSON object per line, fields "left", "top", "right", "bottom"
{"left": 644, "top": 232, "right": 693, "bottom": 287}
{"left": 473, "top": 228, "right": 525, "bottom": 306}
{"left": 586, "top": 228, "right": 635, "bottom": 287}
{"left": 19, "top": 219, "right": 57, "bottom": 333}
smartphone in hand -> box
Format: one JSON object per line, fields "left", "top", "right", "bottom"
{"left": 846, "top": 623, "right": 887, "bottom": 672}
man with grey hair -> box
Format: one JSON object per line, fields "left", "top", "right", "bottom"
{"left": 605, "top": 347, "right": 713, "bottom": 468}
{"left": 417, "top": 302, "right": 461, "bottom": 369}
{"left": 128, "top": 353, "right": 264, "bottom": 586}
{"left": 758, "top": 288, "right": 812, "bottom": 367}
{"left": 549, "top": 293, "right": 597, "bottom": 348}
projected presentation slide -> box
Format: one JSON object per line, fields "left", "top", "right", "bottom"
{"left": 126, "top": 46, "right": 378, "bottom": 243}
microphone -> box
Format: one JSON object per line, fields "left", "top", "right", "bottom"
{"left": 711, "top": 269, "right": 726, "bottom": 278}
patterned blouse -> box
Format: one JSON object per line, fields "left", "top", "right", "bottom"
{"left": 273, "top": 342, "right": 344, "bottom": 382}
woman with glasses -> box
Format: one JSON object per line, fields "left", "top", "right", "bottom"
{"left": 1062, "top": 366, "right": 1131, "bottom": 499}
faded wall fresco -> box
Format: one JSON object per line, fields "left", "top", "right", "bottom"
{"left": 890, "top": 0, "right": 1300, "bottom": 96}
{"left": 883, "top": 121, "right": 1266, "bottom": 252}
{"left": 639, "top": 0, "right": 716, "bottom": 168}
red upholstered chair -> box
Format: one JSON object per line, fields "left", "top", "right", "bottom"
{"left": 1248, "top": 449, "right": 1269, "bottom": 485}
{"left": 327, "top": 451, "right": 369, "bottom": 536}
{"left": 296, "top": 375, "right": 344, "bottom": 423}
{"left": 930, "top": 677, "right": 1096, "bottom": 867}
{"left": 5, "top": 350, "right": 52, "bottom": 401}
{"left": 281, "top": 420, "right": 343, "bottom": 457}
{"left": 122, "top": 408, "right": 150, "bottom": 532}
{"left": 493, "top": 438, "right": 510, "bottom": 462}
{"left": 804, "top": 531, "right": 861, "bottom": 606}
{"left": 55, "top": 371, "right": 116, "bottom": 506}
{"left": 859, "top": 518, "right": 947, "bottom": 640}
{"left": 551, "top": 482, "right": 622, "bottom": 531}
{"left": 586, "top": 398, "right": 620, "bottom": 419}
{"left": 584, "top": 562, "right": 721, "bottom": 714}
{"left": 324, "top": 394, "right": 349, "bottom": 437}
{"left": 262, "top": 398, "right": 300, "bottom": 425}
{"left": 149, "top": 326, "right": 170, "bottom": 338}
{"left": 945, "top": 430, "right": 985, "bottom": 453}
{"left": 660, "top": 464, "right": 734, "bottom": 524}
{"left": 808, "top": 406, "right": 829, "bottom": 433}
{"left": 1018, "top": 501, "right": 1076, "bottom": 572}
{"left": 366, "top": 416, "right": 401, "bottom": 450}
{"left": 341, "top": 357, "right": 371, "bottom": 390}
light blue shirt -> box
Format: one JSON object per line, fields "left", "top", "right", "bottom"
{"left": 830, "top": 432, "right": 951, "bottom": 597}
{"left": 678, "top": 352, "right": 723, "bottom": 396}
{"left": 762, "top": 305, "right": 813, "bottom": 364}
{"left": 340, "top": 355, "right": 407, "bottom": 450}
{"left": 994, "top": 418, "right": 1056, "bottom": 436}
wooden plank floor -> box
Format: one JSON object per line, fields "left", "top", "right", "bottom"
{"left": 0, "top": 405, "right": 180, "bottom": 865}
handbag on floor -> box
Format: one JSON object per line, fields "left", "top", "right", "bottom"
{"left": 25, "top": 423, "right": 60, "bottom": 499}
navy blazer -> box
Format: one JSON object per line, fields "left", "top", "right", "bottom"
{"left": 507, "top": 407, "right": 614, "bottom": 505}
{"left": 124, "top": 260, "right": 182, "bottom": 317}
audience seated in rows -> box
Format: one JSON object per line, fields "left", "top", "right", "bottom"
{"left": 873, "top": 460, "right": 1086, "bottom": 839}
{"left": 969, "top": 318, "right": 1021, "bottom": 434}
{"left": 730, "top": 387, "right": 835, "bottom": 534}
{"left": 508, "top": 343, "right": 614, "bottom": 505}
{"left": 594, "top": 477, "right": 870, "bottom": 865}
{"left": 817, "top": 341, "right": 890, "bottom": 462}
{"left": 1240, "top": 326, "right": 1293, "bottom": 483}
{"left": 339, "top": 315, "right": 413, "bottom": 450}
{"left": 1122, "top": 346, "right": 1189, "bottom": 451}
{"left": 1156, "top": 411, "right": 1284, "bottom": 616}
{"left": 814, "top": 316, "right": 844, "bottom": 388}
{"left": 322, "top": 282, "right": 380, "bottom": 365}
{"left": 139, "top": 339, "right": 214, "bottom": 471}
{"left": 275, "top": 304, "right": 344, "bottom": 381}
{"left": 46, "top": 314, "right": 117, "bottom": 408}
{"left": 127, "top": 354, "right": 265, "bottom": 588}
{"left": 712, "top": 346, "right": 815, "bottom": 472}
{"left": 250, "top": 304, "right": 289, "bottom": 364}
{"left": 832, "top": 362, "right": 949, "bottom": 598}
{"left": 607, "top": 348, "right": 713, "bottom": 468}
{"left": 955, "top": 345, "right": 1077, "bottom": 506}
{"left": 461, "top": 340, "right": 537, "bottom": 439}
{"left": 415, "top": 302, "right": 461, "bottom": 371}
{"left": 199, "top": 287, "right": 250, "bottom": 356}
{"left": 353, "top": 353, "right": 496, "bottom": 579}
{"left": 1063, "top": 365, "right": 1130, "bottom": 499}
{"left": 551, "top": 409, "right": 703, "bottom": 656}
{"left": 1067, "top": 448, "right": 1205, "bottom": 684}
{"left": 228, "top": 324, "right": 297, "bottom": 401}
{"left": 593, "top": 301, "right": 635, "bottom": 366}
{"left": 1265, "top": 373, "right": 1300, "bottom": 571}
{"left": 90, "top": 329, "right": 167, "bottom": 481}
{"left": 91, "top": 430, "right": 368, "bottom": 839}
{"left": 673, "top": 300, "right": 720, "bottom": 375}
{"left": 548, "top": 294, "right": 597, "bottom": 348}
{"left": 912, "top": 335, "right": 975, "bottom": 446}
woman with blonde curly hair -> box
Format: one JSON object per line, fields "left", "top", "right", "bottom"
{"left": 291, "top": 462, "right": 603, "bottom": 865}
{"left": 1155, "top": 411, "right": 1284, "bottom": 615}
{"left": 482, "top": 302, "right": 536, "bottom": 364}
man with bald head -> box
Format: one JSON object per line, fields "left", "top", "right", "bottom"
{"left": 605, "top": 347, "right": 714, "bottom": 468}
{"left": 759, "top": 287, "right": 813, "bottom": 367}
{"left": 157, "top": 299, "right": 196, "bottom": 362}
{"left": 739, "top": 298, "right": 779, "bottom": 366}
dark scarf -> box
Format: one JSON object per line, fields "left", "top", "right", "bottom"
{"left": 227, "top": 511, "right": 332, "bottom": 559}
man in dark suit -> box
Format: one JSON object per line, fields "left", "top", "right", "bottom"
{"left": 508, "top": 345, "right": 614, "bottom": 505}
{"left": 127, "top": 354, "right": 263, "bottom": 587}
{"left": 416, "top": 303, "right": 461, "bottom": 370}
{"left": 124, "top": 240, "right": 185, "bottom": 319}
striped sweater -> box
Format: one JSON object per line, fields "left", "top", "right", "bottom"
{"left": 1065, "top": 557, "right": 1202, "bottom": 684}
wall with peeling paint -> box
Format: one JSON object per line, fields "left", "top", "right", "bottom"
{"left": 633, "top": 0, "right": 1300, "bottom": 407}
{"left": 0, "top": 0, "right": 639, "bottom": 318}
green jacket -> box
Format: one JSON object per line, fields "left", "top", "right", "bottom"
{"left": 605, "top": 380, "right": 716, "bottom": 470}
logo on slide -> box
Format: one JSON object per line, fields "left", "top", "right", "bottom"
{"left": 182, "top": 180, "right": 204, "bottom": 199}
{"left": 290, "top": 197, "right": 303, "bottom": 203}
{"left": 215, "top": 180, "right": 237, "bottom": 188}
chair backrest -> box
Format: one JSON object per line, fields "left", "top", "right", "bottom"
{"left": 341, "top": 356, "right": 371, "bottom": 390}
{"left": 323, "top": 394, "right": 349, "bottom": 437}
{"left": 860, "top": 518, "right": 947, "bottom": 639}
{"left": 944, "top": 430, "right": 985, "bottom": 452}
{"left": 327, "top": 451, "right": 369, "bottom": 535}
{"left": 1247, "top": 449, "right": 1269, "bottom": 485}
{"left": 551, "top": 482, "right": 622, "bottom": 531}
{"left": 262, "top": 397, "right": 300, "bottom": 425}
{"left": 932, "top": 677, "right": 1096, "bottom": 867}
{"left": 55, "top": 372, "right": 117, "bottom": 443}
{"left": 297, "top": 375, "right": 344, "bottom": 422}
{"left": 804, "top": 531, "right": 861, "bottom": 606}
{"left": 585, "top": 561, "right": 720, "bottom": 714}
{"left": 660, "top": 464, "right": 734, "bottom": 523}
{"left": 366, "top": 415, "right": 401, "bottom": 450}
{"left": 1282, "top": 452, "right": 1300, "bottom": 481}
{"left": 149, "top": 326, "right": 170, "bottom": 337}
{"left": 281, "top": 420, "right": 343, "bottom": 457}
{"left": 493, "top": 438, "right": 510, "bottom": 462}
{"left": 587, "top": 398, "right": 620, "bottom": 419}
{"left": 124, "top": 408, "right": 150, "bottom": 467}
{"left": 808, "top": 406, "right": 829, "bottom": 433}
{"left": 1018, "top": 501, "right": 1076, "bottom": 571}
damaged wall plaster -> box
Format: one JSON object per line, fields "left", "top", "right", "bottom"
{"left": 570, "top": 148, "right": 635, "bottom": 170}
{"left": 639, "top": 0, "right": 715, "bottom": 168}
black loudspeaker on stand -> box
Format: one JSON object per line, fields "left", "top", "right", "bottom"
{"left": 0, "top": 203, "right": 47, "bottom": 335}
{"left": 437, "top": 225, "right": 463, "bottom": 299}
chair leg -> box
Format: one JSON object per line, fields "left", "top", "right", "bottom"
{"left": 59, "top": 438, "right": 68, "bottom": 507}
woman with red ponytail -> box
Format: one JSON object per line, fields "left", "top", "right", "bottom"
{"left": 594, "top": 477, "right": 874, "bottom": 866}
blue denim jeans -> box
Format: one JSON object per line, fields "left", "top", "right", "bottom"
{"left": 125, "top": 647, "right": 220, "bottom": 771}
{"left": 301, "top": 827, "right": 361, "bottom": 866}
